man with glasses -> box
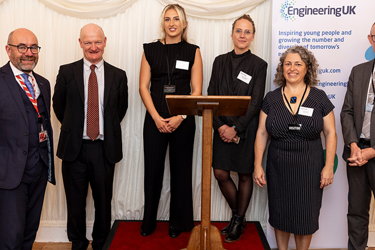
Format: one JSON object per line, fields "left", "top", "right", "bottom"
{"left": 341, "top": 22, "right": 375, "bottom": 250}
{"left": 53, "top": 23, "right": 128, "bottom": 250}
{"left": 0, "top": 28, "right": 55, "bottom": 249}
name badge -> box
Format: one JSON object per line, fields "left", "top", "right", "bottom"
{"left": 298, "top": 106, "right": 314, "bottom": 117}
{"left": 288, "top": 124, "right": 302, "bottom": 132}
{"left": 176, "top": 60, "right": 189, "bottom": 70}
{"left": 237, "top": 71, "right": 252, "bottom": 84}
{"left": 39, "top": 130, "right": 47, "bottom": 143}
{"left": 164, "top": 85, "right": 176, "bottom": 93}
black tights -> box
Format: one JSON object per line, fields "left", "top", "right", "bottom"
{"left": 214, "top": 169, "right": 253, "bottom": 217}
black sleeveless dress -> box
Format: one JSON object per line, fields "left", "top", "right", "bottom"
{"left": 144, "top": 40, "right": 199, "bottom": 116}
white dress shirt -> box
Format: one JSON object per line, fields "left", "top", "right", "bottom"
{"left": 10, "top": 62, "right": 40, "bottom": 99}
{"left": 360, "top": 66, "right": 375, "bottom": 139}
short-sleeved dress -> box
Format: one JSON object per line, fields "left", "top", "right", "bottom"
{"left": 262, "top": 87, "right": 334, "bottom": 235}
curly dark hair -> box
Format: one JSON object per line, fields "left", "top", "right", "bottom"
{"left": 274, "top": 46, "right": 319, "bottom": 87}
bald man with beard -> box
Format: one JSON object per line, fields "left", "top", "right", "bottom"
{"left": 0, "top": 28, "right": 55, "bottom": 250}
{"left": 53, "top": 23, "right": 128, "bottom": 250}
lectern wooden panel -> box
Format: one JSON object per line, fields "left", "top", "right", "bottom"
{"left": 166, "top": 95, "right": 251, "bottom": 117}
{"left": 166, "top": 95, "right": 251, "bottom": 250}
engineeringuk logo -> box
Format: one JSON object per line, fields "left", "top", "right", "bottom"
{"left": 280, "top": 2, "right": 356, "bottom": 22}
{"left": 280, "top": 0, "right": 297, "bottom": 22}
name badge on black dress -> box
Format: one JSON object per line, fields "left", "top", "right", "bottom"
{"left": 164, "top": 85, "right": 176, "bottom": 93}
{"left": 288, "top": 123, "right": 302, "bottom": 131}
{"left": 283, "top": 84, "right": 308, "bottom": 133}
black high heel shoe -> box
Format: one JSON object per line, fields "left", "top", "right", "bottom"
{"left": 224, "top": 215, "right": 246, "bottom": 243}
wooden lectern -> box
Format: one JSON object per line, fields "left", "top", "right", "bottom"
{"left": 166, "top": 95, "right": 251, "bottom": 250}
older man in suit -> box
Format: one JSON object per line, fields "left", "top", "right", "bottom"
{"left": 0, "top": 28, "right": 55, "bottom": 250}
{"left": 341, "top": 22, "right": 375, "bottom": 250}
{"left": 53, "top": 23, "right": 128, "bottom": 250}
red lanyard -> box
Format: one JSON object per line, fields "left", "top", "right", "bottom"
{"left": 16, "top": 74, "right": 41, "bottom": 118}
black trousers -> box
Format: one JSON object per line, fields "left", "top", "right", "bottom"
{"left": 0, "top": 160, "right": 47, "bottom": 250}
{"left": 141, "top": 112, "right": 195, "bottom": 233}
{"left": 347, "top": 142, "right": 375, "bottom": 250}
{"left": 62, "top": 140, "right": 114, "bottom": 250}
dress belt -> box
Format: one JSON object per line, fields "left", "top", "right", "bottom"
{"left": 82, "top": 139, "right": 102, "bottom": 144}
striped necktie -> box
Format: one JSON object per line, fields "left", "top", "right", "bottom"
{"left": 21, "top": 73, "right": 35, "bottom": 99}
{"left": 361, "top": 74, "right": 375, "bottom": 138}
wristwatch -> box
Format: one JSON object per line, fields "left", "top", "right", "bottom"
{"left": 181, "top": 115, "right": 187, "bottom": 120}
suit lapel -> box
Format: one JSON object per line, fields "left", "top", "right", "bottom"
{"left": 104, "top": 61, "right": 113, "bottom": 108}
{"left": 34, "top": 73, "right": 50, "bottom": 114}
{"left": 368, "top": 59, "right": 375, "bottom": 145}
{"left": 33, "top": 72, "right": 54, "bottom": 184}
{"left": 73, "top": 59, "right": 85, "bottom": 103}
{"left": 360, "top": 60, "right": 373, "bottom": 122}
{"left": 1, "top": 62, "right": 28, "bottom": 126}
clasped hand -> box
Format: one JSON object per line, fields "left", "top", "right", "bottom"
{"left": 218, "top": 125, "right": 237, "bottom": 143}
{"left": 155, "top": 116, "right": 183, "bottom": 133}
{"left": 347, "top": 143, "right": 375, "bottom": 167}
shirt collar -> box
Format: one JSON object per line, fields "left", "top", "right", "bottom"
{"left": 83, "top": 58, "right": 104, "bottom": 73}
{"left": 9, "top": 61, "right": 35, "bottom": 79}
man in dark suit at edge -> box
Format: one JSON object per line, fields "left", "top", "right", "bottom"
{"left": 0, "top": 28, "right": 55, "bottom": 250}
{"left": 53, "top": 23, "right": 128, "bottom": 250}
{"left": 341, "top": 22, "right": 375, "bottom": 250}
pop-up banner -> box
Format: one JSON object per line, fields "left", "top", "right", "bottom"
{"left": 271, "top": 0, "right": 375, "bottom": 248}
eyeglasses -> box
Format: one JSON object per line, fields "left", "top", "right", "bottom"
{"left": 234, "top": 28, "right": 253, "bottom": 37}
{"left": 8, "top": 44, "right": 41, "bottom": 54}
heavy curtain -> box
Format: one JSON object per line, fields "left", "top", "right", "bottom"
{"left": 0, "top": 0, "right": 272, "bottom": 232}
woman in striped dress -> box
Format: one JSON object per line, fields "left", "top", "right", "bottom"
{"left": 253, "top": 46, "right": 337, "bottom": 250}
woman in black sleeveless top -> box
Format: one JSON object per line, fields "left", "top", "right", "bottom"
{"left": 139, "top": 4, "right": 203, "bottom": 238}
{"left": 207, "top": 15, "right": 267, "bottom": 243}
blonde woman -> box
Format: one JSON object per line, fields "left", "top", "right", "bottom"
{"left": 139, "top": 4, "right": 203, "bottom": 238}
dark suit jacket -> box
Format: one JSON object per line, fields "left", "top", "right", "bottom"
{"left": 207, "top": 51, "right": 268, "bottom": 138}
{"left": 341, "top": 59, "right": 375, "bottom": 160}
{"left": 0, "top": 62, "right": 55, "bottom": 189}
{"left": 53, "top": 59, "right": 128, "bottom": 164}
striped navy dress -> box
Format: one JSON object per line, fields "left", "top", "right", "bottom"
{"left": 262, "top": 87, "right": 334, "bottom": 235}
